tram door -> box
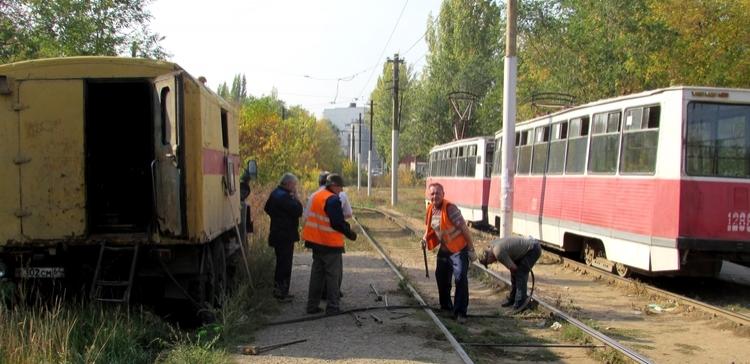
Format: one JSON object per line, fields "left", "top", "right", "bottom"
{"left": 153, "top": 73, "right": 184, "bottom": 237}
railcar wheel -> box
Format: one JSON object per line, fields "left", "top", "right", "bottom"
{"left": 615, "top": 262, "right": 630, "bottom": 277}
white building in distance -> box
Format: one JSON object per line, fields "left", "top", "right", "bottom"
{"left": 322, "top": 103, "right": 382, "bottom": 172}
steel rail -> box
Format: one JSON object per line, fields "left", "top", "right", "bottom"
{"left": 351, "top": 214, "right": 474, "bottom": 364}
{"left": 361, "top": 207, "right": 653, "bottom": 364}
{"left": 473, "top": 263, "right": 653, "bottom": 364}
{"left": 458, "top": 221, "right": 750, "bottom": 328}
{"left": 555, "top": 254, "right": 750, "bottom": 327}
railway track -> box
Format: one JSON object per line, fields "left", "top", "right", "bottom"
{"left": 355, "top": 207, "right": 653, "bottom": 364}
{"left": 466, "top": 224, "right": 750, "bottom": 329}
{"left": 351, "top": 214, "right": 473, "bottom": 364}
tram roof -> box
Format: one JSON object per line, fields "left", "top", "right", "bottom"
{"left": 429, "top": 135, "right": 493, "bottom": 152}
{"left": 511, "top": 85, "right": 750, "bottom": 130}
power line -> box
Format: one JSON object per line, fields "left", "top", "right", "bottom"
{"left": 357, "top": 0, "right": 410, "bottom": 100}
{"left": 402, "top": 12, "right": 440, "bottom": 57}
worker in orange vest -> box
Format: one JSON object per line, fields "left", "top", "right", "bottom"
{"left": 302, "top": 174, "right": 358, "bottom": 315}
{"left": 421, "top": 182, "right": 477, "bottom": 324}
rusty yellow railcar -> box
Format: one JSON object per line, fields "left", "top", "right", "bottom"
{"left": 0, "top": 57, "right": 250, "bottom": 307}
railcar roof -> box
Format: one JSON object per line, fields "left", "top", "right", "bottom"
{"left": 0, "top": 56, "right": 181, "bottom": 79}
{"left": 429, "top": 135, "right": 493, "bottom": 152}
{"left": 514, "top": 85, "right": 750, "bottom": 128}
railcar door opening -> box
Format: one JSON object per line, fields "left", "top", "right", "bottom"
{"left": 85, "top": 81, "right": 154, "bottom": 233}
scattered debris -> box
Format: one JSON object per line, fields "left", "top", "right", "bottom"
{"left": 550, "top": 322, "right": 562, "bottom": 330}
{"left": 370, "top": 313, "right": 384, "bottom": 324}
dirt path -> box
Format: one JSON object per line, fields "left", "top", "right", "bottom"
{"left": 382, "top": 207, "right": 750, "bottom": 364}
{"left": 231, "top": 251, "right": 464, "bottom": 363}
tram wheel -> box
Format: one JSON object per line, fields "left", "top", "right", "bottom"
{"left": 614, "top": 262, "right": 630, "bottom": 277}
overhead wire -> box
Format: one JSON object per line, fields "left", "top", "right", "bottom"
{"left": 357, "top": 0, "right": 410, "bottom": 100}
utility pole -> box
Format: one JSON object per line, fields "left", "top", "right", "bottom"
{"left": 501, "top": 0, "right": 518, "bottom": 238}
{"left": 387, "top": 53, "right": 401, "bottom": 206}
{"left": 357, "top": 113, "right": 362, "bottom": 191}
{"left": 367, "top": 99, "right": 373, "bottom": 197}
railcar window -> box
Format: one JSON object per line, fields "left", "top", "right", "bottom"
{"left": 565, "top": 116, "right": 590, "bottom": 174}
{"left": 160, "top": 87, "right": 171, "bottom": 145}
{"left": 588, "top": 111, "right": 621, "bottom": 174}
{"left": 485, "top": 141, "right": 494, "bottom": 178}
{"left": 621, "top": 105, "right": 660, "bottom": 174}
{"left": 548, "top": 121, "right": 568, "bottom": 174}
{"left": 518, "top": 129, "right": 533, "bottom": 174}
{"left": 221, "top": 109, "right": 229, "bottom": 148}
{"left": 492, "top": 137, "right": 502, "bottom": 175}
{"left": 532, "top": 126, "right": 550, "bottom": 174}
{"left": 687, "top": 102, "right": 750, "bottom": 177}
{"left": 467, "top": 144, "right": 477, "bottom": 177}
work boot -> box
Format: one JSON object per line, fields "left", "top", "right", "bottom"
{"left": 325, "top": 307, "right": 341, "bottom": 316}
{"left": 456, "top": 315, "right": 468, "bottom": 324}
{"left": 501, "top": 296, "right": 516, "bottom": 307}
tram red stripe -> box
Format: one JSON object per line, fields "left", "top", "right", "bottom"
{"left": 202, "top": 148, "right": 240, "bottom": 175}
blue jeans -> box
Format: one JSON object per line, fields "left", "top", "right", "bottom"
{"left": 435, "top": 249, "right": 469, "bottom": 317}
{"left": 510, "top": 242, "right": 542, "bottom": 305}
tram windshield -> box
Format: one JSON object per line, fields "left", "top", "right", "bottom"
{"left": 686, "top": 102, "right": 750, "bottom": 177}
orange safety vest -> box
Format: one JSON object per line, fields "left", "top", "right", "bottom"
{"left": 301, "top": 189, "right": 344, "bottom": 247}
{"left": 424, "top": 199, "right": 467, "bottom": 253}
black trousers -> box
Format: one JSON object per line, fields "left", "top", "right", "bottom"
{"left": 273, "top": 242, "right": 295, "bottom": 296}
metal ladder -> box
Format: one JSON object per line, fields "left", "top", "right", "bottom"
{"left": 89, "top": 243, "right": 139, "bottom": 304}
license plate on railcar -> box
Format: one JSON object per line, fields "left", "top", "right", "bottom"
{"left": 16, "top": 267, "right": 65, "bottom": 278}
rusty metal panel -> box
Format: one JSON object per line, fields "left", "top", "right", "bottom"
{"left": 18, "top": 80, "right": 85, "bottom": 239}
{"left": 0, "top": 79, "right": 20, "bottom": 244}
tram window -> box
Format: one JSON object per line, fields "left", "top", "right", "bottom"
{"left": 532, "top": 126, "right": 550, "bottom": 174}
{"left": 687, "top": 102, "right": 750, "bottom": 177}
{"left": 588, "top": 111, "right": 621, "bottom": 174}
{"left": 621, "top": 105, "right": 660, "bottom": 174}
{"left": 492, "top": 137, "right": 502, "bottom": 175}
{"left": 565, "top": 116, "right": 590, "bottom": 174}
{"left": 221, "top": 109, "right": 229, "bottom": 148}
{"left": 548, "top": 122, "right": 567, "bottom": 174}
{"left": 518, "top": 130, "right": 533, "bottom": 174}
{"left": 160, "top": 86, "right": 171, "bottom": 145}
{"left": 485, "top": 142, "right": 494, "bottom": 178}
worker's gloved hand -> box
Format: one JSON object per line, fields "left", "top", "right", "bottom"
{"left": 346, "top": 231, "right": 358, "bottom": 241}
{"left": 468, "top": 249, "right": 477, "bottom": 262}
{"left": 420, "top": 239, "right": 426, "bottom": 250}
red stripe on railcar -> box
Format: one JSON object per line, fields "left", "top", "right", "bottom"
{"left": 491, "top": 176, "right": 681, "bottom": 239}
{"left": 202, "top": 148, "right": 240, "bottom": 175}
{"left": 680, "top": 179, "right": 750, "bottom": 240}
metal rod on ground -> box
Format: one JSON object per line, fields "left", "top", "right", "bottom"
{"left": 240, "top": 339, "right": 307, "bottom": 355}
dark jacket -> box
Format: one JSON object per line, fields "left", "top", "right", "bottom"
{"left": 264, "top": 185, "right": 303, "bottom": 246}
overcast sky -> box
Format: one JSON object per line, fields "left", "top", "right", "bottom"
{"left": 149, "top": 0, "right": 442, "bottom": 117}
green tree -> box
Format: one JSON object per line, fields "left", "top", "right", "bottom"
{"left": 414, "top": 0, "right": 503, "bottom": 148}
{"left": 238, "top": 94, "right": 343, "bottom": 185}
{"left": 369, "top": 61, "right": 421, "bottom": 166}
{"left": 0, "top": 0, "right": 167, "bottom": 63}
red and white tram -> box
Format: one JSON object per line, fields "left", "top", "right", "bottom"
{"left": 488, "top": 86, "right": 750, "bottom": 276}
{"left": 426, "top": 136, "right": 494, "bottom": 225}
